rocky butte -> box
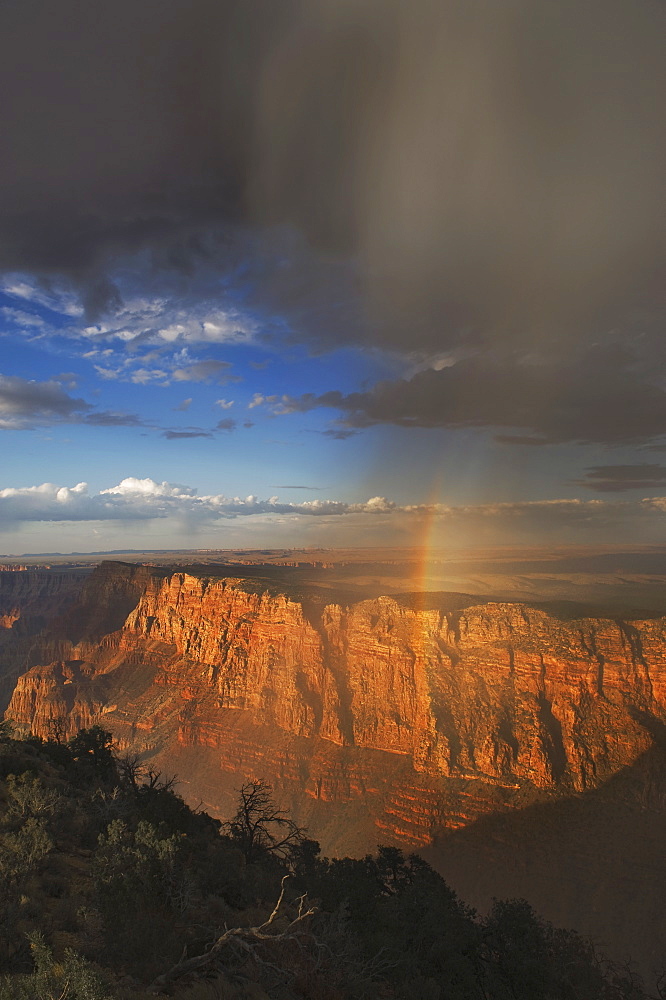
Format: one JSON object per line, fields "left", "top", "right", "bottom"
{"left": 2, "top": 560, "right": 666, "bottom": 971}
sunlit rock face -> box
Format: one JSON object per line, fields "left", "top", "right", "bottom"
{"left": 5, "top": 561, "right": 666, "bottom": 849}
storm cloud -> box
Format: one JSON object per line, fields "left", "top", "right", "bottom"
{"left": 574, "top": 465, "right": 666, "bottom": 493}
{"left": 271, "top": 348, "right": 666, "bottom": 446}
{"left": 1, "top": 0, "right": 665, "bottom": 506}
{"left": 0, "top": 0, "right": 663, "bottom": 354}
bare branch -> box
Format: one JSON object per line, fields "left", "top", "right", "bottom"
{"left": 115, "top": 751, "right": 145, "bottom": 791}
{"left": 263, "top": 873, "right": 290, "bottom": 928}
{"left": 146, "top": 768, "right": 178, "bottom": 791}
{"left": 147, "top": 875, "right": 315, "bottom": 994}
{"left": 222, "top": 779, "right": 306, "bottom": 864}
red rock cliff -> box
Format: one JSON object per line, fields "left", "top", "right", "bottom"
{"left": 5, "top": 562, "right": 666, "bottom": 844}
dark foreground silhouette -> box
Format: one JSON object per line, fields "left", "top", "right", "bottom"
{"left": 0, "top": 723, "right": 660, "bottom": 999}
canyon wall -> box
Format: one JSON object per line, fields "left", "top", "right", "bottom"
{"left": 0, "top": 567, "right": 86, "bottom": 635}
{"left": 5, "top": 560, "right": 666, "bottom": 974}
{"left": 4, "top": 562, "right": 666, "bottom": 847}
{"left": 0, "top": 567, "right": 88, "bottom": 711}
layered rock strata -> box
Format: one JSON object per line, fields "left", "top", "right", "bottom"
{"left": 5, "top": 562, "right": 666, "bottom": 846}
{"left": 0, "top": 568, "right": 86, "bottom": 635}
{"left": 0, "top": 567, "right": 89, "bottom": 711}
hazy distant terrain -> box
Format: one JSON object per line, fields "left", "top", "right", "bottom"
{"left": 5, "top": 544, "right": 666, "bottom": 617}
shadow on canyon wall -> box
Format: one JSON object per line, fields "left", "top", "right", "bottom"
{"left": 427, "top": 741, "right": 666, "bottom": 983}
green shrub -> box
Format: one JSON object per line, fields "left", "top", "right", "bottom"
{"left": 0, "top": 817, "right": 53, "bottom": 877}
{"left": 6, "top": 772, "right": 61, "bottom": 821}
{"left": 0, "top": 931, "right": 116, "bottom": 1000}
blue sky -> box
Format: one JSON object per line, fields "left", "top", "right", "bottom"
{"left": 0, "top": 0, "right": 664, "bottom": 553}
{"left": 0, "top": 264, "right": 388, "bottom": 500}
{"left": 3, "top": 262, "right": 666, "bottom": 556}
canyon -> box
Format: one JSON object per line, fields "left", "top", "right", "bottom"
{"left": 2, "top": 559, "right": 666, "bottom": 972}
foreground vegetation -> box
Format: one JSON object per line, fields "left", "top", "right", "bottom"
{"left": 0, "top": 722, "right": 659, "bottom": 999}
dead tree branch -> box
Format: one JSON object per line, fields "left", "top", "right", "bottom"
{"left": 222, "top": 779, "right": 306, "bottom": 864}
{"left": 147, "top": 874, "right": 315, "bottom": 994}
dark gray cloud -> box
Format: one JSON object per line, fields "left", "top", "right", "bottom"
{"left": 0, "top": 374, "right": 151, "bottom": 431}
{"left": 254, "top": 0, "right": 666, "bottom": 357}
{"left": 1, "top": 0, "right": 665, "bottom": 478}
{"left": 574, "top": 465, "right": 666, "bottom": 493}
{"left": 162, "top": 429, "right": 214, "bottom": 440}
{"left": 0, "top": 374, "right": 91, "bottom": 429}
{"left": 83, "top": 411, "right": 147, "bottom": 428}
{"left": 319, "top": 428, "right": 358, "bottom": 441}
{"left": 276, "top": 348, "right": 666, "bottom": 445}
{"left": 216, "top": 418, "right": 237, "bottom": 432}
{"left": 172, "top": 360, "right": 233, "bottom": 383}
{"left": 0, "top": 0, "right": 662, "bottom": 357}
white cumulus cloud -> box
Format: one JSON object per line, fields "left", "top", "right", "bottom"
{"left": 0, "top": 478, "right": 664, "bottom": 554}
{"left": 100, "top": 478, "right": 197, "bottom": 498}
